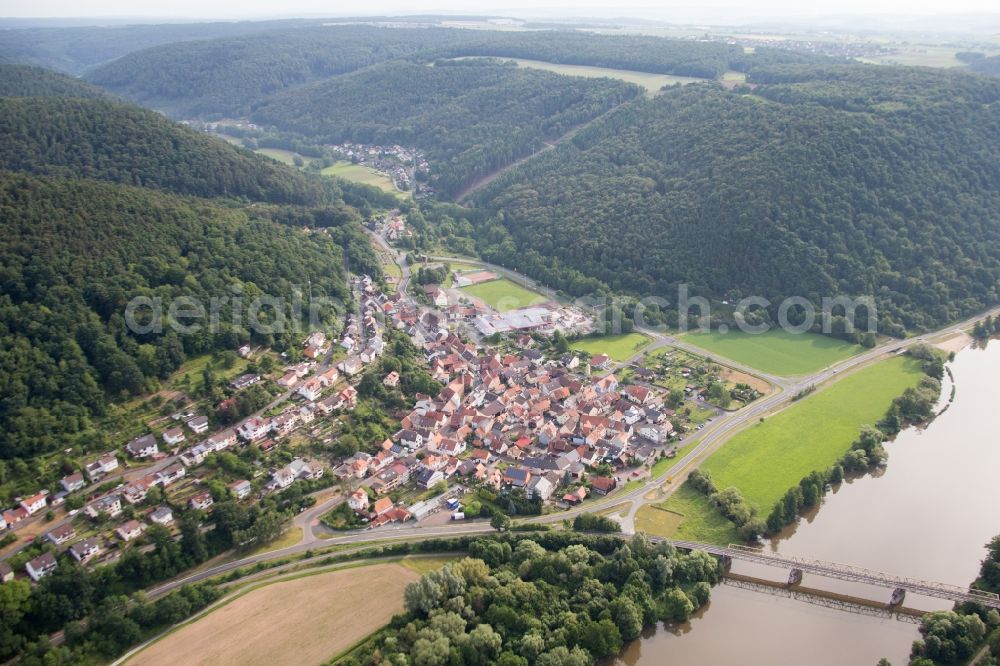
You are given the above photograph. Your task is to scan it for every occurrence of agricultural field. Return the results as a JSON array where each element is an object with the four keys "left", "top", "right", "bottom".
[
  {"left": 569, "top": 332, "right": 651, "bottom": 362},
  {"left": 701, "top": 356, "right": 925, "bottom": 510},
  {"left": 321, "top": 160, "right": 401, "bottom": 194},
  {"left": 681, "top": 329, "right": 862, "bottom": 376},
  {"left": 501, "top": 57, "right": 706, "bottom": 96},
  {"left": 460, "top": 278, "right": 548, "bottom": 312},
  {"left": 637, "top": 484, "right": 740, "bottom": 545},
  {"left": 130, "top": 563, "right": 419, "bottom": 666}
]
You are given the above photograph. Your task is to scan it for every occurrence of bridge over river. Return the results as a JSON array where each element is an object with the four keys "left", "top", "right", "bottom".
[{"left": 645, "top": 537, "right": 1000, "bottom": 609}]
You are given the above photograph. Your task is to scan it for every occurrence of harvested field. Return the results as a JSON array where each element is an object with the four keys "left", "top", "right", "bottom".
[
  {"left": 719, "top": 367, "right": 771, "bottom": 394},
  {"left": 131, "top": 563, "right": 419, "bottom": 666}
]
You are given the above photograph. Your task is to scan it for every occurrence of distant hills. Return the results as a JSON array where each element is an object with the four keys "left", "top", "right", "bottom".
[{"left": 0, "top": 95, "right": 347, "bottom": 205}]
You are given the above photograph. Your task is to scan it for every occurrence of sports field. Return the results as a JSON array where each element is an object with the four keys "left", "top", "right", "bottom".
[
  {"left": 701, "top": 356, "right": 925, "bottom": 510},
  {"left": 681, "top": 329, "right": 862, "bottom": 376},
  {"left": 321, "top": 161, "right": 400, "bottom": 194},
  {"left": 460, "top": 278, "right": 547, "bottom": 312},
  {"left": 131, "top": 563, "right": 419, "bottom": 666},
  {"left": 570, "top": 333, "right": 651, "bottom": 362}
]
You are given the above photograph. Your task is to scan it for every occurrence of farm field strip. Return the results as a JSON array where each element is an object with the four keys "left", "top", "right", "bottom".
[{"left": 680, "top": 329, "right": 862, "bottom": 376}]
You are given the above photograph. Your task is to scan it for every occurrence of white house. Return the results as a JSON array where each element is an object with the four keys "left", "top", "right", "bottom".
[
  {"left": 186, "top": 415, "right": 210, "bottom": 434},
  {"left": 69, "top": 538, "right": 101, "bottom": 563},
  {"left": 348, "top": 488, "right": 369, "bottom": 512},
  {"left": 162, "top": 427, "right": 186, "bottom": 446},
  {"left": 19, "top": 491, "right": 48, "bottom": 516},
  {"left": 115, "top": 520, "right": 145, "bottom": 542},
  {"left": 228, "top": 479, "right": 252, "bottom": 500},
  {"left": 60, "top": 473, "right": 85, "bottom": 494},
  {"left": 85, "top": 494, "right": 122, "bottom": 519},
  {"left": 189, "top": 492, "right": 214, "bottom": 511},
  {"left": 125, "top": 434, "right": 159, "bottom": 458},
  {"left": 297, "top": 378, "right": 323, "bottom": 402},
  {"left": 26, "top": 553, "right": 57, "bottom": 581},
  {"left": 149, "top": 506, "right": 174, "bottom": 525},
  {"left": 237, "top": 418, "right": 272, "bottom": 442}
]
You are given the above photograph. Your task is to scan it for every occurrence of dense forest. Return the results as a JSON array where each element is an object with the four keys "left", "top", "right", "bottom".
[
  {"left": 472, "top": 64, "right": 1000, "bottom": 333},
  {"left": 84, "top": 24, "right": 830, "bottom": 118},
  {"left": 958, "top": 52, "right": 1000, "bottom": 78},
  {"left": 427, "top": 29, "right": 833, "bottom": 78},
  {"left": 85, "top": 25, "right": 473, "bottom": 117},
  {"left": 253, "top": 60, "right": 642, "bottom": 196},
  {"left": 0, "top": 172, "right": 371, "bottom": 462},
  {"left": 0, "top": 91, "right": 352, "bottom": 207},
  {"left": 340, "top": 533, "right": 722, "bottom": 665},
  {"left": 0, "top": 64, "right": 109, "bottom": 99},
  {"left": 0, "top": 19, "right": 319, "bottom": 74}
]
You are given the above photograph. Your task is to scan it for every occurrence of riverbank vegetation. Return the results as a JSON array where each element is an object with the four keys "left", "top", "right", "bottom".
[
  {"left": 335, "top": 533, "right": 722, "bottom": 665},
  {"left": 702, "top": 356, "right": 926, "bottom": 510},
  {"left": 675, "top": 349, "right": 941, "bottom": 541}
]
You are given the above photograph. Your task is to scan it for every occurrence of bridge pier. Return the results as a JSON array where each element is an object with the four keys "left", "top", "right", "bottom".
[
  {"left": 720, "top": 555, "right": 732, "bottom": 572},
  {"left": 890, "top": 588, "right": 906, "bottom": 606},
  {"left": 788, "top": 568, "right": 803, "bottom": 586}
]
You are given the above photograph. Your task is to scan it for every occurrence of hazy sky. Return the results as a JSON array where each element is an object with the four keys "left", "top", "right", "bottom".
[{"left": 4, "top": 0, "right": 1000, "bottom": 21}]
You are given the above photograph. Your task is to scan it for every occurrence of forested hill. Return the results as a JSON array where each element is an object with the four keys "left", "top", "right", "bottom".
[
  {"left": 0, "top": 63, "right": 109, "bottom": 99},
  {"left": 0, "top": 172, "right": 364, "bottom": 461},
  {"left": 0, "top": 19, "right": 319, "bottom": 74},
  {"left": 957, "top": 52, "right": 1000, "bottom": 78},
  {"left": 252, "top": 60, "right": 643, "bottom": 196},
  {"left": 84, "top": 24, "right": 831, "bottom": 118},
  {"left": 473, "top": 65, "right": 1000, "bottom": 333},
  {"left": 85, "top": 25, "right": 470, "bottom": 117},
  {"left": 0, "top": 94, "right": 351, "bottom": 207}
]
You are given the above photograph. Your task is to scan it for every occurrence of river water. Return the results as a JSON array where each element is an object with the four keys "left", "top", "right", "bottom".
[{"left": 614, "top": 339, "right": 1000, "bottom": 666}]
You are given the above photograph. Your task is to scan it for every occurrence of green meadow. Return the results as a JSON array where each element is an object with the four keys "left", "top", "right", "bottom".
[
  {"left": 701, "top": 356, "right": 925, "bottom": 510},
  {"left": 569, "top": 333, "right": 651, "bottom": 362},
  {"left": 681, "top": 329, "right": 862, "bottom": 376}
]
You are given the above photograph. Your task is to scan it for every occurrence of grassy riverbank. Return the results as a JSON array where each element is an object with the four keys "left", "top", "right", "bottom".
[{"left": 701, "top": 356, "right": 925, "bottom": 510}]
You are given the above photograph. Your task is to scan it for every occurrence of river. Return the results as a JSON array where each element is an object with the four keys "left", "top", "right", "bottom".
[{"left": 614, "top": 338, "right": 1000, "bottom": 665}]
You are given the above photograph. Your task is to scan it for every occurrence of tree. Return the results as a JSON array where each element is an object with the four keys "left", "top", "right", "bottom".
[{"left": 490, "top": 512, "right": 512, "bottom": 532}]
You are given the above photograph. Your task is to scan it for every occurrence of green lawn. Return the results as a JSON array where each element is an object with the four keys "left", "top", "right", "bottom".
[
  {"left": 701, "top": 356, "right": 925, "bottom": 510},
  {"left": 255, "top": 148, "right": 302, "bottom": 165},
  {"left": 460, "top": 278, "right": 547, "bottom": 312},
  {"left": 638, "top": 484, "right": 740, "bottom": 545},
  {"left": 569, "top": 333, "right": 651, "bottom": 362},
  {"left": 321, "top": 161, "right": 401, "bottom": 195},
  {"left": 681, "top": 329, "right": 862, "bottom": 376}
]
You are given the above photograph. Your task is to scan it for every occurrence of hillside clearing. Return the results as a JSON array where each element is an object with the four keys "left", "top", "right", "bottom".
[
  {"left": 321, "top": 160, "right": 401, "bottom": 195},
  {"left": 494, "top": 57, "right": 706, "bottom": 95}
]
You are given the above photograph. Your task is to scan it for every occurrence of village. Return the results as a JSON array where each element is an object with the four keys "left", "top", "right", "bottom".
[{"left": 0, "top": 222, "right": 730, "bottom": 585}]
